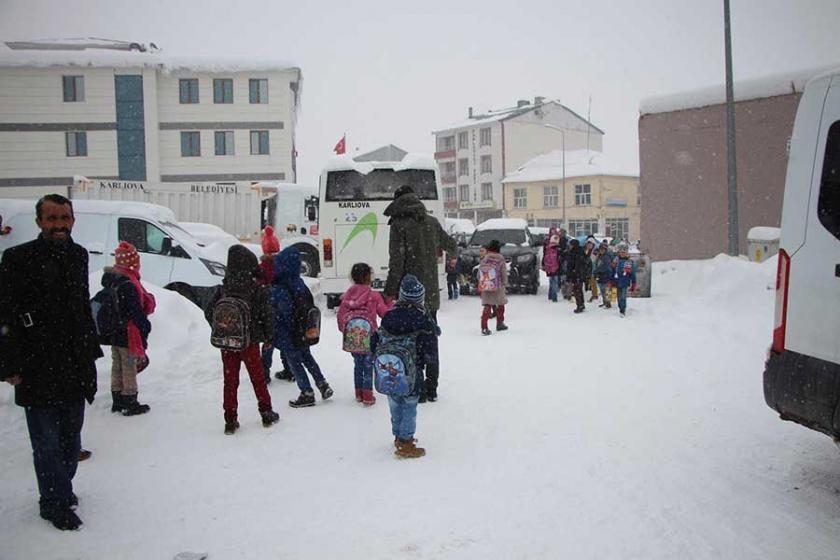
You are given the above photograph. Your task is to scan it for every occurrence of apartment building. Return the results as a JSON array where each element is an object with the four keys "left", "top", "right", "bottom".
[
  {"left": 432, "top": 97, "right": 603, "bottom": 223},
  {"left": 502, "top": 150, "right": 640, "bottom": 241},
  {"left": 0, "top": 39, "right": 301, "bottom": 198}
]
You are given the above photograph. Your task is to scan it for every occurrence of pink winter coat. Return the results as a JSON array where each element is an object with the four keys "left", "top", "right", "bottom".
[{"left": 337, "top": 284, "right": 392, "bottom": 333}]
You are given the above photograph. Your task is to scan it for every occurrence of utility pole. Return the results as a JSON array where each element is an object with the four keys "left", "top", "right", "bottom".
[{"left": 724, "top": 0, "right": 739, "bottom": 255}]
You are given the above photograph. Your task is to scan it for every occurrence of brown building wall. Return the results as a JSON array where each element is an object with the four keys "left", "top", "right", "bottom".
[{"left": 638, "top": 93, "right": 800, "bottom": 261}]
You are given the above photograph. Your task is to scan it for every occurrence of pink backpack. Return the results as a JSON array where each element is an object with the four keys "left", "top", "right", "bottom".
[{"left": 478, "top": 258, "right": 503, "bottom": 292}]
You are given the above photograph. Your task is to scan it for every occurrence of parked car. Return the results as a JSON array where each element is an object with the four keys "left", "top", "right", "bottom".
[{"left": 458, "top": 218, "right": 540, "bottom": 295}]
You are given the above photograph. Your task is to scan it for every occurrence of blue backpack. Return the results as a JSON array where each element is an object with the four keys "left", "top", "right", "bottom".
[{"left": 373, "top": 328, "right": 419, "bottom": 397}]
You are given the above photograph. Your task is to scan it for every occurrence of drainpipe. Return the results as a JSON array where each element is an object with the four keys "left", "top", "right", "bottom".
[{"left": 501, "top": 121, "right": 507, "bottom": 217}]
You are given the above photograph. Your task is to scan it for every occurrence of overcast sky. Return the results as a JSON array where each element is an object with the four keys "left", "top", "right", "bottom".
[{"left": 2, "top": 0, "right": 839, "bottom": 185}]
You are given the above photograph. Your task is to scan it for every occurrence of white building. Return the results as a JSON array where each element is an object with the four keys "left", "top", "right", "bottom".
[
  {"left": 0, "top": 39, "right": 301, "bottom": 198},
  {"left": 432, "top": 97, "right": 603, "bottom": 223}
]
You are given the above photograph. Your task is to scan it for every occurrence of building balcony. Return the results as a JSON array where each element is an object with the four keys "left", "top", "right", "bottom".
[
  {"left": 434, "top": 149, "right": 456, "bottom": 160},
  {"left": 441, "top": 174, "right": 456, "bottom": 184}
]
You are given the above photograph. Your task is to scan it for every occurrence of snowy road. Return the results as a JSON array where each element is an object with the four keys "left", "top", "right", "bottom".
[{"left": 1, "top": 256, "right": 839, "bottom": 559}]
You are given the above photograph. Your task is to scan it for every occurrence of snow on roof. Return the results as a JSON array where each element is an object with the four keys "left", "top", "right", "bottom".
[
  {"left": 502, "top": 150, "right": 639, "bottom": 184},
  {"left": 433, "top": 99, "right": 562, "bottom": 134},
  {"left": 0, "top": 197, "right": 177, "bottom": 222},
  {"left": 0, "top": 40, "right": 299, "bottom": 74},
  {"left": 475, "top": 218, "right": 529, "bottom": 231},
  {"left": 254, "top": 181, "right": 317, "bottom": 195},
  {"left": 444, "top": 217, "right": 476, "bottom": 234},
  {"left": 747, "top": 226, "right": 780, "bottom": 242},
  {"left": 321, "top": 153, "right": 437, "bottom": 175},
  {"left": 639, "top": 65, "right": 839, "bottom": 115}
]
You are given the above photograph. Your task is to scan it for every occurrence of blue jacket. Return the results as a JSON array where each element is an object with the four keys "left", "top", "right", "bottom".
[
  {"left": 371, "top": 302, "right": 438, "bottom": 397},
  {"left": 594, "top": 252, "right": 613, "bottom": 284},
  {"left": 271, "top": 247, "right": 310, "bottom": 352},
  {"left": 612, "top": 256, "right": 637, "bottom": 289}
]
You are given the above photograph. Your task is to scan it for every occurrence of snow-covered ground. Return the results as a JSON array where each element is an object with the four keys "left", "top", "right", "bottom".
[{"left": 1, "top": 255, "right": 839, "bottom": 559}]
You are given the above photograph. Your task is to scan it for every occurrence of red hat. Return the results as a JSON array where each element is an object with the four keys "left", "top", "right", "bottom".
[
  {"left": 114, "top": 241, "right": 140, "bottom": 271},
  {"left": 261, "top": 226, "right": 280, "bottom": 254}
]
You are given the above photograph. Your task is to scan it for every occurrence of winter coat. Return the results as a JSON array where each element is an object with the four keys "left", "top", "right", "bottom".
[
  {"left": 257, "top": 254, "right": 275, "bottom": 286},
  {"left": 383, "top": 193, "right": 457, "bottom": 311},
  {"left": 271, "top": 246, "right": 313, "bottom": 352},
  {"left": 445, "top": 254, "right": 459, "bottom": 279},
  {"left": 565, "top": 246, "right": 591, "bottom": 282},
  {"left": 612, "top": 256, "right": 637, "bottom": 289},
  {"left": 337, "top": 284, "right": 391, "bottom": 334},
  {"left": 371, "top": 302, "right": 438, "bottom": 397},
  {"left": 0, "top": 234, "right": 103, "bottom": 407},
  {"left": 594, "top": 252, "right": 613, "bottom": 284},
  {"left": 205, "top": 246, "right": 274, "bottom": 346},
  {"left": 100, "top": 266, "right": 153, "bottom": 350},
  {"left": 479, "top": 251, "right": 509, "bottom": 306}
]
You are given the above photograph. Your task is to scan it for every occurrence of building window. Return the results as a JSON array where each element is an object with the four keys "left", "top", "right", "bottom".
[
  {"left": 606, "top": 218, "right": 630, "bottom": 241},
  {"left": 543, "top": 185, "right": 559, "bottom": 208},
  {"left": 444, "top": 187, "right": 457, "bottom": 203},
  {"left": 180, "top": 131, "right": 201, "bottom": 157},
  {"left": 179, "top": 79, "right": 199, "bottom": 104},
  {"left": 480, "top": 127, "right": 491, "bottom": 146},
  {"left": 568, "top": 219, "right": 599, "bottom": 237},
  {"left": 459, "top": 185, "right": 470, "bottom": 202},
  {"left": 575, "top": 183, "right": 592, "bottom": 206},
  {"left": 458, "top": 158, "right": 469, "bottom": 177},
  {"left": 250, "top": 130, "right": 270, "bottom": 155},
  {"left": 458, "top": 131, "right": 469, "bottom": 149},
  {"left": 214, "top": 131, "right": 235, "bottom": 156},
  {"left": 441, "top": 161, "right": 456, "bottom": 183},
  {"left": 65, "top": 132, "right": 87, "bottom": 157},
  {"left": 536, "top": 219, "right": 563, "bottom": 228},
  {"left": 62, "top": 76, "right": 85, "bottom": 102},
  {"left": 438, "top": 135, "right": 455, "bottom": 151},
  {"left": 481, "top": 183, "right": 493, "bottom": 201},
  {"left": 249, "top": 79, "right": 268, "bottom": 104},
  {"left": 213, "top": 79, "right": 233, "bottom": 103},
  {"left": 480, "top": 155, "right": 492, "bottom": 174},
  {"left": 514, "top": 188, "right": 527, "bottom": 209}
]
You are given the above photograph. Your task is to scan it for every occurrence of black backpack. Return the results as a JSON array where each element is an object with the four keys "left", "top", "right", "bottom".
[
  {"left": 90, "top": 285, "right": 123, "bottom": 345},
  {"left": 292, "top": 288, "right": 320, "bottom": 347},
  {"left": 210, "top": 297, "right": 251, "bottom": 350}
]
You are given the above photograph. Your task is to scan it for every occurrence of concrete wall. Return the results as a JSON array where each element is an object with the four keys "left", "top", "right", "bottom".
[{"left": 638, "top": 93, "right": 799, "bottom": 261}]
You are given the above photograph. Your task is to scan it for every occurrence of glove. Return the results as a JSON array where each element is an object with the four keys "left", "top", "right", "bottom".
[{"left": 630, "top": 283, "right": 637, "bottom": 293}]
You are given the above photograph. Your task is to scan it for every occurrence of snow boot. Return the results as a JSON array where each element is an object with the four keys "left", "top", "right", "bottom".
[
  {"left": 261, "top": 410, "right": 280, "bottom": 427},
  {"left": 121, "top": 393, "right": 150, "bottom": 416},
  {"left": 394, "top": 437, "right": 418, "bottom": 448},
  {"left": 620, "top": 311, "right": 626, "bottom": 318},
  {"left": 361, "top": 389, "right": 376, "bottom": 406},
  {"left": 78, "top": 449, "right": 92, "bottom": 462},
  {"left": 394, "top": 439, "right": 426, "bottom": 459},
  {"left": 316, "top": 381, "right": 334, "bottom": 400},
  {"left": 573, "top": 307, "right": 585, "bottom": 314},
  {"left": 274, "top": 369, "right": 294, "bottom": 382},
  {"left": 224, "top": 420, "right": 240, "bottom": 435},
  {"left": 496, "top": 322, "right": 508, "bottom": 331},
  {"left": 40, "top": 507, "right": 82, "bottom": 531},
  {"left": 481, "top": 328, "right": 492, "bottom": 336},
  {"left": 289, "top": 391, "right": 316, "bottom": 408},
  {"left": 111, "top": 390, "right": 126, "bottom": 413},
  {"left": 355, "top": 389, "right": 363, "bottom": 402},
  {"left": 604, "top": 302, "right": 612, "bottom": 309}
]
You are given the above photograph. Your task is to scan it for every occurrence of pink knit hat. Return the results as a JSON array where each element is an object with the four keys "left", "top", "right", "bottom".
[
  {"left": 114, "top": 241, "right": 140, "bottom": 271},
  {"left": 261, "top": 226, "right": 280, "bottom": 254}
]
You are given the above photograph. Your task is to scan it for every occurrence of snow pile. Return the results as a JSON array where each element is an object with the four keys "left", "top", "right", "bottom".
[{"left": 475, "top": 218, "right": 528, "bottom": 231}]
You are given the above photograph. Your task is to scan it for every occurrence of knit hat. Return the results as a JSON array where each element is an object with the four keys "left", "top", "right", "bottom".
[
  {"left": 617, "top": 242, "right": 629, "bottom": 252},
  {"left": 486, "top": 239, "right": 502, "bottom": 253},
  {"left": 114, "top": 241, "right": 140, "bottom": 271},
  {"left": 394, "top": 184, "right": 415, "bottom": 199},
  {"left": 398, "top": 274, "right": 425, "bottom": 306},
  {"left": 261, "top": 225, "right": 280, "bottom": 254}
]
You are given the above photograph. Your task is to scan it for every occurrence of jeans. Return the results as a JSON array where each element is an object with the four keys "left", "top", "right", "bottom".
[
  {"left": 222, "top": 344, "right": 273, "bottom": 421},
  {"left": 388, "top": 395, "right": 419, "bottom": 440},
  {"left": 286, "top": 346, "right": 326, "bottom": 392},
  {"left": 598, "top": 282, "right": 610, "bottom": 305},
  {"left": 618, "top": 287, "right": 628, "bottom": 313},
  {"left": 24, "top": 399, "right": 85, "bottom": 512},
  {"left": 447, "top": 276, "right": 459, "bottom": 299},
  {"left": 572, "top": 280, "right": 584, "bottom": 309},
  {"left": 548, "top": 275, "right": 559, "bottom": 301},
  {"left": 352, "top": 352, "right": 373, "bottom": 391}
]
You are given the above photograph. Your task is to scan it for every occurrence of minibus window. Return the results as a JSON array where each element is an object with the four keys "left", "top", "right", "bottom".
[
  {"left": 819, "top": 121, "right": 840, "bottom": 240},
  {"left": 118, "top": 218, "right": 170, "bottom": 255},
  {"left": 325, "top": 169, "right": 438, "bottom": 201}
]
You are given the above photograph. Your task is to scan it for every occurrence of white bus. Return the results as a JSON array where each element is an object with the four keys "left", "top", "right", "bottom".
[{"left": 318, "top": 153, "right": 445, "bottom": 309}]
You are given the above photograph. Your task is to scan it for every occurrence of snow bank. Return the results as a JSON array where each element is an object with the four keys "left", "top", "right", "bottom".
[{"left": 475, "top": 218, "right": 528, "bottom": 231}]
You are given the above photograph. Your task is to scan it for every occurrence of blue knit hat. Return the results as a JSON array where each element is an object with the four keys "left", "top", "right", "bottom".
[{"left": 398, "top": 274, "right": 425, "bottom": 306}]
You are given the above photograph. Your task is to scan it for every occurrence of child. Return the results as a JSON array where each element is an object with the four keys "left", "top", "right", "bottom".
[
  {"left": 373, "top": 275, "right": 437, "bottom": 458},
  {"left": 272, "top": 247, "right": 334, "bottom": 407},
  {"left": 594, "top": 241, "right": 613, "bottom": 308},
  {"left": 611, "top": 242, "right": 638, "bottom": 318},
  {"left": 101, "top": 241, "right": 155, "bottom": 416},
  {"left": 478, "top": 240, "right": 508, "bottom": 335},
  {"left": 258, "top": 225, "right": 280, "bottom": 385},
  {"left": 445, "top": 254, "right": 460, "bottom": 300},
  {"left": 337, "top": 262, "right": 391, "bottom": 406},
  {"left": 584, "top": 236, "right": 599, "bottom": 302},
  {"left": 542, "top": 227, "right": 561, "bottom": 302},
  {"left": 208, "top": 245, "right": 279, "bottom": 434}
]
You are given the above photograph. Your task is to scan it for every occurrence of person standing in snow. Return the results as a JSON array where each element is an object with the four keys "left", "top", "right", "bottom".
[
  {"left": 557, "top": 228, "right": 572, "bottom": 301},
  {"left": 593, "top": 241, "right": 613, "bottom": 308},
  {"left": 0, "top": 194, "right": 103, "bottom": 531},
  {"left": 272, "top": 246, "right": 334, "bottom": 408},
  {"left": 565, "top": 239, "right": 590, "bottom": 313},
  {"left": 478, "top": 240, "right": 509, "bottom": 335},
  {"left": 611, "top": 242, "right": 638, "bottom": 317},
  {"left": 337, "top": 262, "right": 392, "bottom": 406},
  {"left": 257, "top": 226, "right": 292, "bottom": 385},
  {"left": 101, "top": 241, "right": 156, "bottom": 416},
  {"left": 445, "top": 253, "right": 460, "bottom": 300},
  {"left": 542, "top": 227, "right": 562, "bottom": 302},
  {"left": 583, "top": 236, "right": 599, "bottom": 302},
  {"left": 383, "top": 184, "right": 457, "bottom": 402}
]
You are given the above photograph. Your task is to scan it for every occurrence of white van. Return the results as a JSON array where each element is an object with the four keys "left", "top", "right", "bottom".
[
  {"left": 0, "top": 199, "right": 227, "bottom": 306},
  {"left": 763, "top": 68, "right": 840, "bottom": 440},
  {"left": 318, "top": 153, "right": 445, "bottom": 309}
]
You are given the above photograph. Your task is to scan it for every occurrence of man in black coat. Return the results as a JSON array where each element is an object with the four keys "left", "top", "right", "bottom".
[{"left": 0, "top": 194, "right": 103, "bottom": 531}]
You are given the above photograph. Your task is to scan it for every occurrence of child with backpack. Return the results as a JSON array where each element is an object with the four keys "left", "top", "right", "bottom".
[
  {"left": 542, "top": 227, "right": 561, "bottom": 302},
  {"left": 478, "top": 240, "right": 508, "bottom": 335},
  {"left": 337, "top": 262, "right": 392, "bottom": 406},
  {"left": 272, "top": 246, "right": 333, "bottom": 408},
  {"left": 96, "top": 241, "right": 156, "bottom": 416},
  {"left": 594, "top": 241, "right": 613, "bottom": 308},
  {"left": 372, "top": 275, "right": 437, "bottom": 458},
  {"left": 611, "top": 242, "right": 638, "bottom": 318},
  {"left": 207, "top": 245, "right": 279, "bottom": 434}
]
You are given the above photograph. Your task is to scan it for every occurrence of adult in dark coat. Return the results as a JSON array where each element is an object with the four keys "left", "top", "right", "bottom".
[
  {"left": 0, "top": 194, "right": 103, "bottom": 531},
  {"left": 565, "top": 239, "right": 590, "bottom": 313},
  {"left": 383, "top": 185, "right": 456, "bottom": 402}
]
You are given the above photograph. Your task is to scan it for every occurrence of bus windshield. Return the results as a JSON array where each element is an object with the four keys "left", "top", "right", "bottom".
[{"left": 325, "top": 169, "right": 438, "bottom": 201}]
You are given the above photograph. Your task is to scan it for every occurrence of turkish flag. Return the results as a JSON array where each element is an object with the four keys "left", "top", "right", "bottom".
[{"left": 333, "top": 134, "right": 346, "bottom": 155}]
